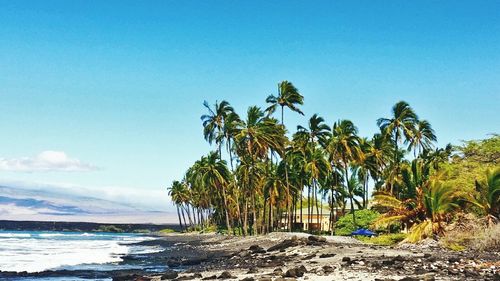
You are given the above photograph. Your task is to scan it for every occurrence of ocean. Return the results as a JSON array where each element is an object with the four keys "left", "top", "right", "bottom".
[{"left": 0, "top": 230, "right": 164, "bottom": 280}]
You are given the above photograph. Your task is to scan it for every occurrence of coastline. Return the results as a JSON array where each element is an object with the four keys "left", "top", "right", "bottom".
[{"left": 2, "top": 232, "right": 498, "bottom": 281}]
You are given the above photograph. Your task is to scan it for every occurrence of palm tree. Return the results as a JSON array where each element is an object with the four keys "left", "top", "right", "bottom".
[
  {"left": 223, "top": 111, "right": 242, "bottom": 171},
  {"left": 377, "top": 101, "right": 418, "bottom": 162},
  {"left": 288, "top": 140, "right": 308, "bottom": 230},
  {"left": 167, "top": 180, "right": 187, "bottom": 230},
  {"left": 264, "top": 163, "right": 286, "bottom": 231},
  {"left": 235, "top": 106, "right": 286, "bottom": 234},
  {"left": 373, "top": 154, "right": 464, "bottom": 243},
  {"left": 296, "top": 114, "right": 331, "bottom": 149},
  {"left": 294, "top": 114, "right": 330, "bottom": 228},
  {"left": 265, "top": 81, "right": 304, "bottom": 231},
  {"left": 469, "top": 168, "right": 500, "bottom": 225},
  {"left": 407, "top": 120, "right": 437, "bottom": 157},
  {"left": 366, "top": 133, "right": 393, "bottom": 186},
  {"left": 327, "top": 119, "right": 361, "bottom": 224},
  {"left": 347, "top": 168, "right": 364, "bottom": 210},
  {"left": 377, "top": 101, "right": 418, "bottom": 195},
  {"left": 235, "top": 106, "right": 286, "bottom": 161},
  {"left": 357, "top": 137, "right": 372, "bottom": 208},
  {"left": 201, "top": 100, "right": 235, "bottom": 159},
  {"left": 423, "top": 144, "right": 452, "bottom": 171},
  {"left": 373, "top": 180, "right": 462, "bottom": 242},
  {"left": 265, "top": 81, "right": 304, "bottom": 125},
  {"left": 194, "top": 152, "right": 232, "bottom": 233},
  {"left": 304, "top": 147, "right": 330, "bottom": 229}
]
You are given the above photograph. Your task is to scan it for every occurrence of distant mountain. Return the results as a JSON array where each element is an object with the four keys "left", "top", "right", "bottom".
[{"left": 0, "top": 185, "right": 176, "bottom": 224}]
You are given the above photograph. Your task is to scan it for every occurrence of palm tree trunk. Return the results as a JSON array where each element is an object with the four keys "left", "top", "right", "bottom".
[
  {"left": 176, "top": 205, "right": 183, "bottom": 230},
  {"left": 185, "top": 204, "right": 193, "bottom": 227},
  {"left": 221, "top": 185, "right": 232, "bottom": 234},
  {"left": 330, "top": 187, "right": 334, "bottom": 235},
  {"left": 285, "top": 167, "right": 291, "bottom": 232},
  {"left": 252, "top": 194, "right": 258, "bottom": 235},
  {"left": 281, "top": 105, "right": 284, "bottom": 125},
  {"left": 263, "top": 196, "right": 267, "bottom": 234},
  {"left": 314, "top": 180, "right": 320, "bottom": 225},
  {"left": 181, "top": 207, "right": 188, "bottom": 230},
  {"left": 344, "top": 164, "right": 356, "bottom": 226},
  {"left": 392, "top": 131, "right": 399, "bottom": 196},
  {"left": 300, "top": 186, "right": 303, "bottom": 228},
  {"left": 364, "top": 173, "right": 369, "bottom": 208},
  {"left": 243, "top": 198, "right": 248, "bottom": 236},
  {"left": 320, "top": 197, "right": 323, "bottom": 232},
  {"left": 228, "top": 138, "right": 234, "bottom": 171},
  {"left": 350, "top": 196, "right": 356, "bottom": 227},
  {"left": 269, "top": 198, "right": 273, "bottom": 232},
  {"left": 307, "top": 185, "right": 311, "bottom": 233}
]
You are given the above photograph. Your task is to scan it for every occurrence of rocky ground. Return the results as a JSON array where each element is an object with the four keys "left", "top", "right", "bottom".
[
  {"left": 117, "top": 232, "right": 500, "bottom": 281},
  {"left": 1, "top": 232, "right": 499, "bottom": 281}
]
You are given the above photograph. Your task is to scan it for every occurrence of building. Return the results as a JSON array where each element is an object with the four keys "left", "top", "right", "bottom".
[{"left": 280, "top": 206, "right": 359, "bottom": 232}]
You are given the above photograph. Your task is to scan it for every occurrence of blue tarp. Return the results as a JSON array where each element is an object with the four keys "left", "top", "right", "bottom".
[{"left": 351, "top": 228, "right": 376, "bottom": 236}]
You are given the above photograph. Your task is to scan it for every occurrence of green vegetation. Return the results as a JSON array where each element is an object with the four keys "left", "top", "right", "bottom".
[
  {"left": 132, "top": 229, "right": 152, "bottom": 234},
  {"left": 357, "top": 233, "right": 407, "bottom": 246},
  {"left": 334, "top": 209, "right": 380, "bottom": 236},
  {"left": 166, "top": 81, "right": 499, "bottom": 244},
  {"left": 95, "top": 225, "right": 124, "bottom": 233},
  {"left": 158, "top": 228, "right": 177, "bottom": 234}
]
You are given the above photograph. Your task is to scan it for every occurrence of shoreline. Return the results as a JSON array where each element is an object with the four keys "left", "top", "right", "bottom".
[{"left": 1, "top": 232, "right": 498, "bottom": 281}]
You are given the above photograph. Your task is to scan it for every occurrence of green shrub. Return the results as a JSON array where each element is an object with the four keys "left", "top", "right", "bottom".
[
  {"left": 357, "top": 233, "right": 407, "bottom": 246},
  {"left": 158, "top": 228, "right": 177, "bottom": 234},
  {"left": 200, "top": 225, "right": 217, "bottom": 233},
  {"left": 335, "top": 209, "right": 380, "bottom": 236},
  {"left": 95, "top": 225, "right": 124, "bottom": 233},
  {"left": 132, "top": 229, "right": 151, "bottom": 234}
]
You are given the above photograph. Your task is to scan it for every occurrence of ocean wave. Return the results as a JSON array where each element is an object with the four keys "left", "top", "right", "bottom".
[
  {"left": 0, "top": 233, "right": 31, "bottom": 238},
  {"left": 0, "top": 231, "right": 158, "bottom": 273}
]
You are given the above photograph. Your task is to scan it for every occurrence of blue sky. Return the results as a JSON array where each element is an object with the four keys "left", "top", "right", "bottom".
[{"left": 0, "top": 1, "right": 499, "bottom": 213}]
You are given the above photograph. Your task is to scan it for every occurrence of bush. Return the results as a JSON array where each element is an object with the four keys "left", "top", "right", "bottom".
[
  {"left": 440, "top": 213, "right": 485, "bottom": 251},
  {"left": 200, "top": 225, "right": 217, "bottom": 233},
  {"left": 132, "top": 229, "right": 151, "bottom": 234},
  {"left": 158, "top": 228, "right": 177, "bottom": 234},
  {"left": 470, "top": 223, "right": 500, "bottom": 251},
  {"left": 357, "top": 233, "right": 407, "bottom": 246},
  {"left": 95, "top": 225, "right": 124, "bottom": 233},
  {"left": 335, "top": 209, "right": 380, "bottom": 236}
]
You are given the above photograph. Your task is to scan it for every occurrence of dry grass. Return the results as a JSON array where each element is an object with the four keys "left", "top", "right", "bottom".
[
  {"left": 470, "top": 223, "right": 500, "bottom": 252},
  {"left": 440, "top": 213, "right": 500, "bottom": 252}
]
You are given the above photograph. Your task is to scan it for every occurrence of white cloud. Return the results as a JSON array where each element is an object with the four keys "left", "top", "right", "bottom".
[
  {"left": 0, "top": 179, "right": 173, "bottom": 212},
  {"left": 0, "top": 151, "right": 98, "bottom": 172}
]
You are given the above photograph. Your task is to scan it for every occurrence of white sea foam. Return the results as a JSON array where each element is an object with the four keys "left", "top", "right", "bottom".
[
  {"left": 0, "top": 233, "right": 31, "bottom": 238},
  {"left": 0, "top": 231, "right": 156, "bottom": 273}
]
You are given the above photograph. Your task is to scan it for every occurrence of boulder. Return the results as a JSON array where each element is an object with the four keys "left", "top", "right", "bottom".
[
  {"left": 284, "top": 266, "right": 307, "bottom": 278},
  {"left": 218, "top": 271, "right": 234, "bottom": 279},
  {"left": 249, "top": 245, "right": 266, "bottom": 254},
  {"left": 307, "top": 235, "right": 326, "bottom": 243},
  {"left": 267, "top": 239, "right": 299, "bottom": 252},
  {"left": 322, "top": 265, "right": 335, "bottom": 274},
  {"left": 161, "top": 271, "right": 179, "bottom": 280},
  {"left": 319, "top": 253, "right": 336, "bottom": 258}
]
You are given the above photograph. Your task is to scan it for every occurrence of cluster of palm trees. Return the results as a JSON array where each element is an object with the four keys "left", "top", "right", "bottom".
[{"left": 167, "top": 80, "right": 463, "bottom": 236}]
